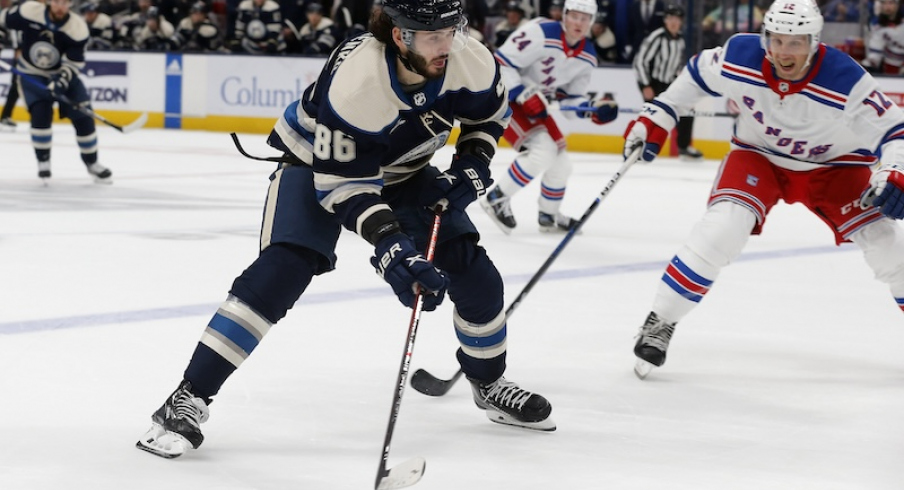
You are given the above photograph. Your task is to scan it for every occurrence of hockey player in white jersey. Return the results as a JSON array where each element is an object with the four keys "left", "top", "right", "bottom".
[
  {"left": 136, "top": 0, "right": 555, "bottom": 461},
  {"left": 624, "top": 0, "right": 904, "bottom": 379},
  {"left": 480, "top": 0, "right": 619, "bottom": 234},
  {"left": 862, "top": 19, "right": 904, "bottom": 74}
]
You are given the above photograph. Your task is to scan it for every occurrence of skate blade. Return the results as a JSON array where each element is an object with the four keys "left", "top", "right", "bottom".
[
  {"left": 93, "top": 176, "right": 113, "bottom": 185},
  {"left": 376, "top": 457, "right": 426, "bottom": 490},
  {"left": 634, "top": 359, "right": 655, "bottom": 380},
  {"left": 135, "top": 423, "right": 191, "bottom": 459},
  {"left": 484, "top": 409, "right": 556, "bottom": 431}
]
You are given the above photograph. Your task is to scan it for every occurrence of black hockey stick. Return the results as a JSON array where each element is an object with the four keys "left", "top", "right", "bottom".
[
  {"left": 560, "top": 105, "right": 737, "bottom": 118},
  {"left": 410, "top": 148, "right": 644, "bottom": 397},
  {"left": 230, "top": 132, "right": 297, "bottom": 163},
  {"left": 375, "top": 206, "right": 443, "bottom": 490},
  {"left": 0, "top": 60, "right": 148, "bottom": 134}
]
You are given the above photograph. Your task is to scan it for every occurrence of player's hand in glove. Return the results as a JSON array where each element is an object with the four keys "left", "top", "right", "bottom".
[
  {"left": 48, "top": 69, "right": 74, "bottom": 98},
  {"left": 420, "top": 153, "right": 493, "bottom": 213},
  {"left": 861, "top": 163, "right": 904, "bottom": 219},
  {"left": 623, "top": 114, "right": 670, "bottom": 162},
  {"left": 516, "top": 86, "right": 548, "bottom": 119},
  {"left": 575, "top": 99, "right": 619, "bottom": 125},
  {"left": 372, "top": 233, "right": 449, "bottom": 310}
]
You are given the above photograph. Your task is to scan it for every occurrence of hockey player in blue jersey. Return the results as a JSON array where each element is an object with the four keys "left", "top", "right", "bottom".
[
  {"left": 625, "top": 0, "right": 904, "bottom": 379},
  {"left": 137, "top": 0, "right": 555, "bottom": 460},
  {"left": 0, "top": 0, "right": 111, "bottom": 183}
]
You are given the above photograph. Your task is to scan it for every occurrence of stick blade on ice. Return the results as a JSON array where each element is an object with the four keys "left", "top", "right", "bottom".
[
  {"left": 122, "top": 112, "right": 149, "bottom": 134},
  {"left": 376, "top": 457, "right": 426, "bottom": 490}
]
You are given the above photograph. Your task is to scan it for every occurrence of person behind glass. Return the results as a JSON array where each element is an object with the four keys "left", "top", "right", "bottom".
[
  {"left": 117, "top": 0, "right": 156, "bottom": 49},
  {"left": 494, "top": 0, "right": 528, "bottom": 49},
  {"left": 822, "top": 0, "right": 859, "bottom": 22},
  {"left": 231, "top": 0, "right": 284, "bottom": 54},
  {"left": 633, "top": 3, "right": 701, "bottom": 161},
  {"left": 175, "top": 1, "right": 221, "bottom": 52},
  {"left": 591, "top": 11, "right": 617, "bottom": 63},
  {"left": 871, "top": 0, "right": 903, "bottom": 28},
  {"left": 0, "top": 0, "right": 19, "bottom": 132},
  {"left": 547, "top": 0, "right": 563, "bottom": 21},
  {"left": 135, "top": 0, "right": 556, "bottom": 460},
  {"left": 80, "top": 2, "right": 117, "bottom": 50},
  {"left": 135, "top": 5, "right": 178, "bottom": 50},
  {"left": 297, "top": 2, "right": 338, "bottom": 56},
  {"left": 626, "top": 0, "right": 664, "bottom": 62}
]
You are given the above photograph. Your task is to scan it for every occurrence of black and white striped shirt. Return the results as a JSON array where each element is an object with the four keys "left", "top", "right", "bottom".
[{"left": 633, "top": 26, "right": 685, "bottom": 87}]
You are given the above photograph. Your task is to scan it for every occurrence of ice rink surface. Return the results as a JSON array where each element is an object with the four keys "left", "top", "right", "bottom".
[{"left": 1, "top": 125, "right": 902, "bottom": 490}]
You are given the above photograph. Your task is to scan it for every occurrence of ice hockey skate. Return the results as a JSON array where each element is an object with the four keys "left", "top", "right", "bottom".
[
  {"left": 86, "top": 163, "right": 112, "bottom": 184},
  {"left": 0, "top": 117, "right": 16, "bottom": 132},
  {"left": 136, "top": 380, "right": 209, "bottom": 459},
  {"left": 480, "top": 187, "right": 516, "bottom": 234},
  {"left": 538, "top": 211, "right": 580, "bottom": 233},
  {"left": 37, "top": 161, "right": 51, "bottom": 183},
  {"left": 469, "top": 376, "right": 555, "bottom": 431},
  {"left": 679, "top": 146, "right": 704, "bottom": 161},
  {"left": 633, "top": 312, "right": 677, "bottom": 379}
]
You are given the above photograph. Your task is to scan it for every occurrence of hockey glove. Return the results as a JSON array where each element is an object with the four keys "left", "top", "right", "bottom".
[
  {"left": 371, "top": 233, "right": 449, "bottom": 311},
  {"left": 48, "top": 68, "right": 74, "bottom": 98},
  {"left": 516, "top": 86, "right": 549, "bottom": 119},
  {"left": 623, "top": 116, "right": 669, "bottom": 163},
  {"left": 575, "top": 99, "right": 619, "bottom": 125},
  {"left": 420, "top": 154, "right": 493, "bottom": 213},
  {"left": 861, "top": 163, "right": 904, "bottom": 219}
]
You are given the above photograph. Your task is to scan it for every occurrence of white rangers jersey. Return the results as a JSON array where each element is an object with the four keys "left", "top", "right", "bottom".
[
  {"left": 865, "top": 22, "right": 904, "bottom": 72},
  {"left": 655, "top": 34, "right": 904, "bottom": 172},
  {"left": 493, "top": 17, "right": 598, "bottom": 108}
]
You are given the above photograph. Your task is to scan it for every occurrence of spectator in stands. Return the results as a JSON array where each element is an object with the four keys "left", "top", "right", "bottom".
[
  {"left": 591, "top": 11, "right": 617, "bottom": 63},
  {"left": 231, "top": 0, "right": 284, "bottom": 54},
  {"left": 81, "top": 2, "right": 118, "bottom": 50},
  {"left": 494, "top": 1, "right": 528, "bottom": 49},
  {"left": 700, "top": 0, "right": 763, "bottom": 48},
  {"left": 97, "top": 0, "right": 131, "bottom": 18},
  {"left": 331, "top": 0, "right": 370, "bottom": 40},
  {"left": 176, "top": 1, "right": 222, "bottom": 52},
  {"left": 626, "top": 0, "right": 664, "bottom": 62},
  {"left": 158, "top": 0, "right": 194, "bottom": 27},
  {"left": 118, "top": 0, "right": 157, "bottom": 49},
  {"left": 296, "top": 2, "right": 338, "bottom": 56},
  {"left": 823, "top": 0, "right": 860, "bottom": 22},
  {"left": 463, "top": 0, "right": 489, "bottom": 42},
  {"left": 872, "top": 0, "right": 903, "bottom": 27},
  {"left": 547, "top": 0, "right": 562, "bottom": 20},
  {"left": 135, "top": 5, "right": 178, "bottom": 51}
]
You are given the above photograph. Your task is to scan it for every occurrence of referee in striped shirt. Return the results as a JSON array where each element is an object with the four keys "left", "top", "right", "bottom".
[{"left": 632, "top": 4, "right": 703, "bottom": 160}]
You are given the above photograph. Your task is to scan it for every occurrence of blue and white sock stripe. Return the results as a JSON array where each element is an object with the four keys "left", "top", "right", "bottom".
[
  {"left": 76, "top": 132, "right": 98, "bottom": 154},
  {"left": 508, "top": 161, "right": 534, "bottom": 187},
  {"left": 454, "top": 308, "right": 507, "bottom": 359},
  {"left": 662, "top": 256, "right": 713, "bottom": 303},
  {"left": 30, "top": 127, "right": 52, "bottom": 150},
  {"left": 540, "top": 183, "right": 565, "bottom": 201},
  {"left": 199, "top": 298, "right": 272, "bottom": 368}
]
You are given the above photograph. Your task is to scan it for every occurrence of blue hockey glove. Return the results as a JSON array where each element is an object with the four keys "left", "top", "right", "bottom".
[
  {"left": 420, "top": 154, "right": 493, "bottom": 213},
  {"left": 861, "top": 164, "right": 904, "bottom": 219},
  {"left": 48, "top": 69, "right": 74, "bottom": 98},
  {"left": 575, "top": 99, "right": 619, "bottom": 125},
  {"left": 371, "top": 233, "right": 449, "bottom": 311}
]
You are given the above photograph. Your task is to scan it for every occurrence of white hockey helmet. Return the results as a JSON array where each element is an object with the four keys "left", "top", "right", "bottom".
[
  {"left": 563, "top": 0, "right": 597, "bottom": 18},
  {"left": 760, "top": 0, "right": 824, "bottom": 62}
]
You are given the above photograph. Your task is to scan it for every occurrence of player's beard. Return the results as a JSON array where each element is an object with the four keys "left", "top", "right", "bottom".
[{"left": 406, "top": 51, "right": 447, "bottom": 80}]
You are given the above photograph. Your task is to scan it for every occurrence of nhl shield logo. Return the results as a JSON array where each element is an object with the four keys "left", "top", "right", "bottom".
[
  {"left": 413, "top": 92, "right": 426, "bottom": 106},
  {"left": 778, "top": 81, "right": 789, "bottom": 93}
]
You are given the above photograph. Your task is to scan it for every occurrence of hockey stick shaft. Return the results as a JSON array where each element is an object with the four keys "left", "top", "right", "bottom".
[
  {"left": 559, "top": 105, "right": 736, "bottom": 118},
  {"left": 411, "top": 148, "right": 644, "bottom": 396},
  {"left": 0, "top": 60, "right": 146, "bottom": 133},
  {"left": 375, "top": 207, "right": 443, "bottom": 490}
]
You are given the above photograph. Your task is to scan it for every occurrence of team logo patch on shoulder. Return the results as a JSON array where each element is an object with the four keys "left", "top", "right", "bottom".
[
  {"left": 746, "top": 174, "right": 759, "bottom": 187},
  {"left": 413, "top": 92, "right": 426, "bottom": 106}
]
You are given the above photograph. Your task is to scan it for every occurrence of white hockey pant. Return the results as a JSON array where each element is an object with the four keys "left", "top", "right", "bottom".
[
  {"left": 652, "top": 201, "right": 756, "bottom": 322},
  {"left": 496, "top": 132, "right": 572, "bottom": 215},
  {"left": 851, "top": 219, "right": 904, "bottom": 306}
]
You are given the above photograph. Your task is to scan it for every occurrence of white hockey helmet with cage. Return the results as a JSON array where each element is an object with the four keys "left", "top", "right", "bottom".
[
  {"left": 564, "top": 0, "right": 597, "bottom": 18},
  {"left": 760, "top": 0, "right": 824, "bottom": 62}
]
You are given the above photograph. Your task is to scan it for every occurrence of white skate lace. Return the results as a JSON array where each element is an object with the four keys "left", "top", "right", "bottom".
[
  {"left": 639, "top": 323, "right": 675, "bottom": 352},
  {"left": 483, "top": 377, "right": 532, "bottom": 410},
  {"left": 169, "top": 390, "right": 207, "bottom": 426},
  {"left": 490, "top": 198, "right": 514, "bottom": 218}
]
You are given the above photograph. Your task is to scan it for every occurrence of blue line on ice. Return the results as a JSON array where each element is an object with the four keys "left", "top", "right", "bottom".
[{"left": 0, "top": 245, "right": 852, "bottom": 335}]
